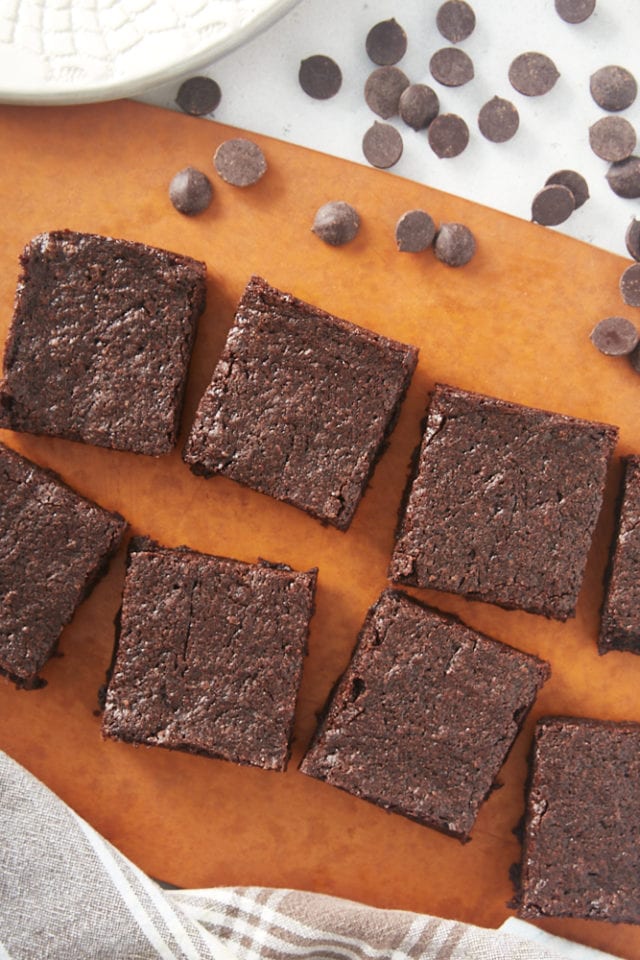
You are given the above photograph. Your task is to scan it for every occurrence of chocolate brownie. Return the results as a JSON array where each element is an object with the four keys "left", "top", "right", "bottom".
[
  {"left": 300, "top": 589, "right": 549, "bottom": 840},
  {"left": 102, "top": 540, "right": 317, "bottom": 771},
  {"left": 0, "top": 442, "right": 126, "bottom": 688},
  {"left": 183, "top": 276, "right": 418, "bottom": 530},
  {"left": 0, "top": 231, "right": 206, "bottom": 455},
  {"left": 519, "top": 716, "right": 640, "bottom": 924},
  {"left": 599, "top": 455, "right": 640, "bottom": 654},
  {"left": 389, "top": 384, "right": 618, "bottom": 619}
]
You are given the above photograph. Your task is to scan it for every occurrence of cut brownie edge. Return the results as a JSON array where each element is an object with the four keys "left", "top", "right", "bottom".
[{"left": 598, "top": 455, "right": 640, "bottom": 655}]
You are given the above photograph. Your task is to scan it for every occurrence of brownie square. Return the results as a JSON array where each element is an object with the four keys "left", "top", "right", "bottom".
[
  {"left": 599, "top": 455, "right": 640, "bottom": 654},
  {"left": 0, "top": 230, "right": 206, "bottom": 456},
  {"left": 389, "top": 383, "right": 618, "bottom": 620},
  {"left": 183, "top": 276, "right": 418, "bottom": 530},
  {"left": 519, "top": 716, "right": 640, "bottom": 924},
  {"left": 300, "top": 589, "right": 549, "bottom": 840},
  {"left": 102, "top": 540, "right": 317, "bottom": 771},
  {"left": 0, "top": 441, "right": 126, "bottom": 687}
]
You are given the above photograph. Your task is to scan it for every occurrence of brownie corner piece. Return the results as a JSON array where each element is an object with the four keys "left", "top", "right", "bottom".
[
  {"left": 1, "top": 230, "right": 207, "bottom": 456},
  {"left": 599, "top": 455, "right": 640, "bottom": 654},
  {"left": 519, "top": 716, "right": 640, "bottom": 924},
  {"left": 300, "top": 588, "right": 549, "bottom": 840},
  {"left": 183, "top": 275, "right": 418, "bottom": 529},
  {"left": 0, "top": 441, "right": 127, "bottom": 687},
  {"left": 389, "top": 383, "right": 618, "bottom": 619},
  {"left": 101, "top": 543, "right": 317, "bottom": 771}
]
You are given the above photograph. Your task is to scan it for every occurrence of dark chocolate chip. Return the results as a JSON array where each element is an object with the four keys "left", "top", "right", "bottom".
[
  {"left": 364, "top": 66, "right": 410, "bottom": 119},
  {"left": 630, "top": 343, "right": 640, "bottom": 373},
  {"left": 589, "top": 116, "right": 636, "bottom": 162},
  {"left": 311, "top": 201, "right": 360, "bottom": 246},
  {"left": 531, "top": 184, "right": 575, "bottom": 225},
  {"left": 430, "top": 47, "right": 474, "bottom": 87},
  {"left": 625, "top": 219, "right": 640, "bottom": 261},
  {"left": 620, "top": 263, "right": 640, "bottom": 307},
  {"left": 399, "top": 84, "right": 439, "bottom": 131},
  {"left": 590, "top": 316, "right": 639, "bottom": 356},
  {"left": 362, "top": 122, "right": 404, "bottom": 169},
  {"left": 299, "top": 55, "right": 342, "bottom": 99},
  {"left": 606, "top": 156, "right": 640, "bottom": 198},
  {"left": 554, "top": 0, "right": 595, "bottom": 23},
  {"left": 428, "top": 114, "right": 469, "bottom": 158},
  {"left": 436, "top": 0, "right": 476, "bottom": 43},
  {"left": 365, "top": 19, "right": 407, "bottom": 66},
  {"left": 168, "top": 167, "right": 213, "bottom": 216},
  {"left": 176, "top": 76, "right": 221, "bottom": 116},
  {"left": 509, "top": 52, "right": 560, "bottom": 96},
  {"left": 213, "top": 139, "right": 267, "bottom": 186},
  {"left": 395, "top": 210, "right": 437, "bottom": 252},
  {"left": 434, "top": 223, "right": 476, "bottom": 266},
  {"left": 590, "top": 65, "right": 637, "bottom": 112},
  {"left": 545, "top": 170, "right": 589, "bottom": 209},
  {"left": 477, "top": 97, "right": 519, "bottom": 143}
]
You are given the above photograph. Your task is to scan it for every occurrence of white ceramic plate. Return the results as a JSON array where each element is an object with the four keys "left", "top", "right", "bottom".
[{"left": 0, "top": 0, "right": 300, "bottom": 105}]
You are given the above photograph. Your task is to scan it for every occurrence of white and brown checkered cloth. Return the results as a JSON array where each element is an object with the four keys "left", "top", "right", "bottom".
[{"left": 0, "top": 750, "right": 619, "bottom": 960}]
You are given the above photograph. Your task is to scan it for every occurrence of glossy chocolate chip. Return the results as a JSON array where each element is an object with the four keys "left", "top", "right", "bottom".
[
  {"left": 399, "top": 84, "right": 439, "bottom": 130},
  {"left": 606, "top": 156, "right": 640, "bottom": 198},
  {"left": 625, "top": 219, "right": 640, "bottom": 261},
  {"left": 555, "top": 0, "right": 595, "bottom": 22},
  {"left": 428, "top": 113, "right": 469, "bottom": 158},
  {"left": 590, "top": 65, "right": 637, "bottom": 112},
  {"left": 531, "top": 184, "right": 575, "bottom": 225},
  {"left": 630, "top": 343, "right": 640, "bottom": 373},
  {"left": 545, "top": 170, "right": 590, "bottom": 209},
  {"left": 590, "top": 317, "right": 639, "bottom": 356},
  {"left": 589, "top": 116, "right": 636, "bottom": 162},
  {"left": 436, "top": 0, "right": 476, "bottom": 42},
  {"left": 213, "top": 139, "right": 267, "bottom": 186},
  {"left": 168, "top": 167, "right": 213, "bottom": 215},
  {"left": 176, "top": 76, "right": 221, "bottom": 116},
  {"left": 509, "top": 52, "right": 559, "bottom": 96},
  {"left": 395, "top": 210, "right": 437, "bottom": 252},
  {"left": 430, "top": 47, "right": 474, "bottom": 87},
  {"left": 620, "top": 263, "right": 640, "bottom": 307},
  {"left": 365, "top": 66, "right": 410, "bottom": 119},
  {"left": 477, "top": 97, "right": 519, "bottom": 142},
  {"left": 434, "top": 223, "right": 476, "bottom": 266},
  {"left": 365, "top": 19, "right": 407, "bottom": 66},
  {"left": 312, "top": 201, "right": 360, "bottom": 246},
  {"left": 362, "top": 122, "right": 404, "bottom": 168},
  {"left": 299, "top": 55, "right": 342, "bottom": 99}
]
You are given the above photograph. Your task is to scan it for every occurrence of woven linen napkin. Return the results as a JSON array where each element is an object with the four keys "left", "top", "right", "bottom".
[{"left": 0, "top": 750, "right": 618, "bottom": 960}]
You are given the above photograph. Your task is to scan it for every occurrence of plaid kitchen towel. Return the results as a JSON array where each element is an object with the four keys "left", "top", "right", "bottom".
[{"left": 0, "top": 750, "right": 620, "bottom": 960}]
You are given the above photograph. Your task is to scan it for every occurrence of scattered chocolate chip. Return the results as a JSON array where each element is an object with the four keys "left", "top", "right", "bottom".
[
  {"left": 362, "top": 121, "right": 404, "bottom": 169},
  {"left": 428, "top": 113, "right": 469, "bottom": 158},
  {"left": 430, "top": 47, "right": 474, "bottom": 87},
  {"left": 620, "top": 263, "right": 640, "bottom": 307},
  {"left": 168, "top": 167, "right": 213, "bottom": 216},
  {"left": 606, "top": 156, "right": 640, "bottom": 198},
  {"left": 509, "top": 52, "right": 560, "bottom": 96},
  {"left": 434, "top": 222, "right": 476, "bottom": 266},
  {"left": 298, "top": 55, "right": 342, "bottom": 99},
  {"left": 630, "top": 344, "right": 640, "bottom": 372},
  {"left": 312, "top": 201, "right": 360, "bottom": 246},
  {"left": 589, "top": 116, "right": 637, "bottom": 162},
  {"left": 545, "top": 170, "right": 590, "bottom": 209},
  {"left": 625, "top": 219, "right": 640, "bottom": 261},
  {"left": 477, "top": 97, "right": 519, "bottom": 143},
  {"left": 531, "top": 184, "right": 575, "bottom": 225},
  {"left": 590, "top": 65, "right": 637, "bottom": 112},
  {"left": 365, "top": 19, "right": 407, "bottom": 66},
  {"left": 364, "top": 66, "right": 410, "bottom": 119},
  {"left": 399, "top": 84, "right": 439, "bottom": 131},
  {"left": 395, "top": 210, "right": 437, "bottom": 252},
  {"left": 436, "top": 0, "right": 476, "bottom": 43},
  {"left": 590, "top": 317, "right": 639, "bottom": 356},
  {"left": 176, "top": 76, "right": 221, "bottom": 116},
  {"left": 554, "top": 0, "right": 595, "bottom": 23},
  {"left": 213, "top": 138, "right": 267, "bottom": 187}
]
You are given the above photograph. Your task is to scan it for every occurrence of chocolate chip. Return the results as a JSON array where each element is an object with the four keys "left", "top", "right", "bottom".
[
  {"left": 531, "top": 184, "right": 575, "bottom": 225},
  {"left": 590, "top": 317, "right": 639, "bottom": 356},
  {"left": 509, "top": 52, "right": 560, "bottom": 96},
  {"left": 589, "top": 116, "right": 637, "bottom": 162},
  {"left": 430, "top": 47, "right": 474, "bottom": 87},
  {"left": 630, "top": 344, "right": 640, "bottom": 373},
  {"left": 362, "top": 122, "right": 404, "bottom": 169},
  {"left": 554, "top": 0, "right": 595, "bottom": 23},
  {"left": 590, "top": 65, "right": 637, "bottom": 112},
  {"left": 213, "top": 139, "right": 267, "bottom": 187},
  {"left": 312, "top": 201, "right": 360, "bottom": 246},
  {"left": 299, "top": 55, "right": 342, "bottom": 99},
  {"left": 436, "top": 0, "right": 476, "bottom": 43},
  {"left": 399, "top": 84, "right": 439, "bottom": 130},
  {"left": 545, "top": 170, "right": 590, "bottom": 209},
  {"left": 620, "top": 263, "right": 640, "bottom": 307},
  {"left": 625, "top": 219, "right": 640, "bottom": 261},
  {"left": 477, "top": 97, "right": 519, "bottom": 143},
  {"left": 428, "top": 114, "right": 469, "bottom": 158},
  {"left": 176, "top": 76, "right": 221, "bottom": 116},
  {"left": 606, "top": 156, "right": 640, "bottom": 198},
  {"left": 434, "top": 223, "right": 476, "bottom": 266},
  {"left": 168, "top": 167, "right": 213, "bottom": 216},
  {"left": 364, "top": 66, "right": 410, "bottom": 119},
  {"left": 365, "top": 19, "right": 407, "bottom": 66},
  {"left": 395, "top": 210, "right": 437, "bottom": 252}
]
